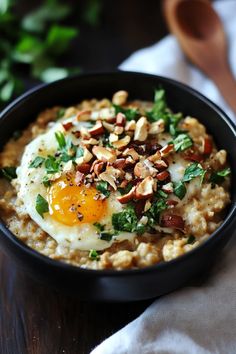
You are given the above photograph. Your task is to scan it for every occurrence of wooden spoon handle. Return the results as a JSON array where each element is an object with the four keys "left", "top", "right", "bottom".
[{"left": 210, "top": 67, "right": 236, "bottom": 116}]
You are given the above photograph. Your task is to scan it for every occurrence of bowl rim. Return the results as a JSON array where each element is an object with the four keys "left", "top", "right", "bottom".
[{"left": 0, "top": 70, "right": 236, "bottom": 277}]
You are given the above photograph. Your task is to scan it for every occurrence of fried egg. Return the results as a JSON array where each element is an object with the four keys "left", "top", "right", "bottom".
[{"left": 17, "top": 120, "right": 136, "bottom": 251}]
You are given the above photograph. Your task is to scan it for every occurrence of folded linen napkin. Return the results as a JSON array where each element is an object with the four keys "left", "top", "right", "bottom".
[{"left": 91, "top": 1, "right": 236, "bottom": 353}]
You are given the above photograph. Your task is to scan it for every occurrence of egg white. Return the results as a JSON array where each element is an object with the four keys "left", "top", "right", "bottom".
[{"left": 17, "top": 120, "right": 136, "bottom": 251}]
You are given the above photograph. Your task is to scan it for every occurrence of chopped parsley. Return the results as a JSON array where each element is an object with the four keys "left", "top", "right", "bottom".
[
  {"left": 112, "top": 205, "right": 138, "bottom": 233},
  {"left": 99, "top": 231, "right": 114, "bottom": 241},
  {"left": 0, "top": 166, "right": 17, "bottom": 181},
  {"left": 182, "top": 163, "right": 205, "bottom": 182},
  {"left": 56, "top": 108, "right": 66, "bottom": 120},
  {"left": 93, "top": 222, "right": 105, "bottom": 232},
  {"left": 187, "top": 235, "right": 196, "bottom": 244},
  {"left": 35, "top": 194, "right": 49, "bottom": 218},
  {"left": 29, "top": 156, "right": 45, "bottom": 168},
  {"left": 174, "top": 181, "right": 186, "bottom": 200},
  {"left": 55, "top": 131, "right": 66, "bottom": 149},
  {"left": 210, "top": 167, "right": 231, "bottom": 184},
  {"left": 89, "top": 249, "right": 100, "bottom": 260},
  {"left": 173, "top": 133, "right": 193, "bottom": 152},
  {"left": 145, "top": 198, "right": 168, "bottom": 226},
  {"left": 45, "top": 155, "right": 60, "bottom": 174},
  {"left": 42, "top": 175, "right": 51, "bottom": 187},
  {"left": 96, "top": 181, "right": 110, "bottom": 198},
  {"left": 146, "top": 89, "right": 168, "bottom": 123},
  {"left": 113, "top": 104, "right": 139, "bottom": 121}
]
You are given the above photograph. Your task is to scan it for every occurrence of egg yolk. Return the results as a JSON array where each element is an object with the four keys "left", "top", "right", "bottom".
[{"left": 48, "top": 177, "right": 107, "bottom": 226}]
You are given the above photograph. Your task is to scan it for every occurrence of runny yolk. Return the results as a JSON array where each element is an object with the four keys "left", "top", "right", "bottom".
[{"left": 48, "top": 177, "right": 107, "bottom": 226}]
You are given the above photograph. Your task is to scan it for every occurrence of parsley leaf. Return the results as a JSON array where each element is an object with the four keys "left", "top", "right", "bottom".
[
  {"left": 113, "top": 104, "right": 139, "bottom": 121},
  {"left": 96, "top": 181, "right": 110, "bottom": 198},
  {"left": 45, "top": 155, "right": 60, "bottom": 174},
  {"left": 173, "top": 133, "right": 193, "bottom": 152},
  {"left": 146, "top": 198, "right": 167, "bottom": 224},
  {"left": 174, "top": 181, "right": 186, "bottom": 200},
  {"left": 35, "top": 194, "right": 49, "bottom": 218},
  {"left": 93, "top": 222, "right": 105, "bottom": 232},
  {"left": 112, "top": 205, "right": 138, "bottom": 233},
  {"left": 0, "top": 166, "right": 17, "bottom": 181},
  {"left": 42, "top": 175, "right": 51, "bottom": 187},
  {"left": 89, "top": 249, "right": 100, "bottom": 260},
  {"left": 55, "top": 131, "right": 66, "bottom": 149},
  {"left": 182, "top": 163, "right": 205, "bottom": 182},
  {"left": 210, "top": 167, "right": 231, "bottom": 184},
  {"left": 187, "top": 235, "right": 196, "bottom": 244},
  {"left": 146, "top": 89, "right": 168, "bottom": 123},
  {"left": 99, "top": 231, "right": 114, "bottom": 241},
  {"left": 29, "top": 156, "right": 45, "bottom": 168},
  {"left": 56, "top": 108, "right": 65, "bottom": 120}
]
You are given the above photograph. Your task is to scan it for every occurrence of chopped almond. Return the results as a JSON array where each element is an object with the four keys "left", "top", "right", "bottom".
[
  {"left": 99, "top": 166, "right": 121, "bottom": 190},
  {"left": 148, "top": 150, "right": 161, "bottom": 163},
  {"left": 77, "top": 163, "right": 90, "bottom": 173},
  {"left": 134, "top": 116, "right": 149, "bottom": 142},
  {"left": 80, "top": 127, "right": 91, "bottom": 139},
  {"left": 92, "top": 161, "right": 105, "bottom": 176},
  {"left": 116, "top": 112, "right": 126, "bottom": 126},
  {"left": 156, "top": 171, "right": 170, "bottom": 181},
  {"left": 112, "top": 135, "right": 131, "bottom": 149},
  {"left": 125, "top": 120, "right": 136, "bottom": 131},
  {"left": 160, "top": 144, "right": 174, "bottom": 157},
  {"left": 161, "top": 214, "right": 185, "bottom": 230},
  {"left": 117, "top": 186, "right": 136, "bottom": 204},
  {"left": 162, "top": 182, "right": 173, "bottom": 194},
  {"left": 149, "top": 120, "right": 165, "bottom": 135},
  {"left": 76, "top": 147, "right": 93, "bottom": 165},
  {"left": 62, "top": 121, "right": 73, "bottom": 131},
  {"left": 76, "top": 110, "right": 91, "bottom": 121},
  {"left": 102, "top": 121, "right": 114, "bottom": 132},
  {"left": 81, "top": 138, "right": 99, "bottom": 145},
  {"left": 113, "top": 158, "right": 126, "bottom": 169},
  {"left": 114, "top": 126, "right": 124, "bottom": 135},
  {"left": 92, "top": 146, "right": 116, "bottom": 163},
  {"left": 135, "top": 176, "right": 155, "bottom": 199},
  {"left": 134, "top": 160, "right": 157, "bottom": 178},
  {"left": 112, "top": 90, "right": 128, "bottom": 105},
  {"left": 122, "top": 148, "right": 140, "bottom": 161},
  {"left": 109, "top": 133, "right": 119, "bottom": 144},
  {"left": 89, "top": 120, "right": 104, "bottom": 136}
]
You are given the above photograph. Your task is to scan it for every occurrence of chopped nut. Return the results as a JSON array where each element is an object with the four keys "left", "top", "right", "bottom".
[
  {"left": 62, "top": 121, "right": 73, "bottom": 131},
  {"left": 160, "top": 144, "right": 174, "bottom": 157},
  {"left": 89, "top": 120, "right": 104, "bottom": 136},
  {"left": 113, "top": 158, "right": 126, "bottom": 169},
  {"left": 90, "top": 160, "right": 105, "bottom": 176},
  {"left": 162, "top": 182, "right": 174, "bottom": 194},
  {"left": 114, "top": 126, "right": 124, "bottom": 135},
  {"left": 99, "top": 166, "right": 121, "bottom": 190},
  {"left": 116, "top": 112, "right": 126, "bottom": 126},
  {"left": 76, "top": 147, "right": 93, "bottom": 165},
  {"left": 112, "top": 90, "right": 128, "bottom": 105},
  {"left": 92, "top": 146, "right": 116, "bottom": 163},
  {"left": 77, "top": 163, "right": 90, "bottom": 173},
  {"left": 122, "top": 148, "right": 140, "bottom": 161},
  {"left": 134, "top": 116, "right": 149, "bottom": 142},
  {"left": 149, "top": 120, "right": 165, "bottom": 135},
  {"left": 102, "top": 121, "right": 114, "bottom": 132},
  {"left": 112, "top": 135, "right": 131, "bottom": 149},
  {"left": 109, "top": 133, "right": 119, "bottom": 143},
  {"left": 76, "top": 110, "right": 91, "bottom": 121},
  {"left": 144, "top": 199, "right": 152, "bottom": 212},
  {"left": 134, "top": 160, "right": 157, "bottom": 178},
  {"left": 63, "top": 160, "right": 74, "bottom": 172},
  {"left": 139, "top": 216, "right": 148, "bottom": 225},
  {"left": 80, "top": 127, "right": 91, "bottom": 139},
  {"left": 64, "top": 107, "right": 78, "bottom": 118},
  {"left": 75, "top": 171, "right": 84, "bottom": 184},
  {"left": 156, "top": 171, "right": 170, "bottom": 181},
  {"left": 117, "top": 186, "right": 136, "bottom": 204},
  {"left": 135, "top": 176, "right": 155, "bottom": 199},
  {"left": 81, "top": 138, "right": 99, "bottom": 145},
  {"left": 125, "top": 120, "right": 136, "bottom": 131},
  {"left": 148, "top": 150, "right": 161, "bottom": 163},
  {"left": 125, "top": 172, "right": 132, "bottom": 181}
]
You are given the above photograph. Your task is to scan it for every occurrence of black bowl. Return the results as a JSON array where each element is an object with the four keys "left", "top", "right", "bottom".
[{"left": 0, "top": 72, "right": 236, "bottom": 302}]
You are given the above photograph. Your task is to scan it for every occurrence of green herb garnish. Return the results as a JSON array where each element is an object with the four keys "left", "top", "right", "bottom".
[
  {"left": 187, "top": 235, "right": 196, "bottom": 244},
  {"left": 210, "top": 167, "right": 231, "bottom": 184},
  {"left": 56, "top": 108, "right": 66, "bottom": 120},
  {"left": 45, "top": 155, "right": 60, "bottom": 174},
  {"left": 173, "top": 133, "right": 193, "bottom": 152},
  {"left": 89, "top": 249, "right": 100, "bottom": 260},
  {"left": 93, "top": 222, "right": 105, "bottom": 232},
  {"left": 0, "top": 166, "right": 17, "bottom": 181},
  {"left": 55, "top": 131, "right": 66, "bottom": 149},
  {"left": 42, "top": 175, "right": 51, "bottom": 187},
  {"left": 35, "top": 194, "right": 49, "bottom": 218},
  {"left": 96, "top": 181, "right": 110, "bottom": 198},
  {"left": 29, "top": 156, "right": 45, "bottom": 168},
  {"left": 146, "top": 198, "right": 167, "bottom": 225},
  {"left": 174, "top": 181, "right": 186, "bottom": 200},
  {"left": 99, "top": 231, "right": 114, "bottom": 241},
  {"left": 182, "top": 163, "right": 205, "bottom": 182},
  {"left": 112, "top": 205, "right": 138, "bottom": 233}
]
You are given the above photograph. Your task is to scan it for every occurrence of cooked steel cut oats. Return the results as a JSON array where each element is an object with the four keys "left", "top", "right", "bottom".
[{"left": 0, "top": 89, "right": 231, "bottom": 269}]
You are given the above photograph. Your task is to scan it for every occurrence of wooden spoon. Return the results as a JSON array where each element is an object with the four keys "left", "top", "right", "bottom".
[{"left": 163, "top": 0, "right": 236, "bottom": 115}]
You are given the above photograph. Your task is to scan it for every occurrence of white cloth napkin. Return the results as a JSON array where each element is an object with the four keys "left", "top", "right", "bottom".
[{"left": 91, "top": 1, "right": 236, "bottom": 353}]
